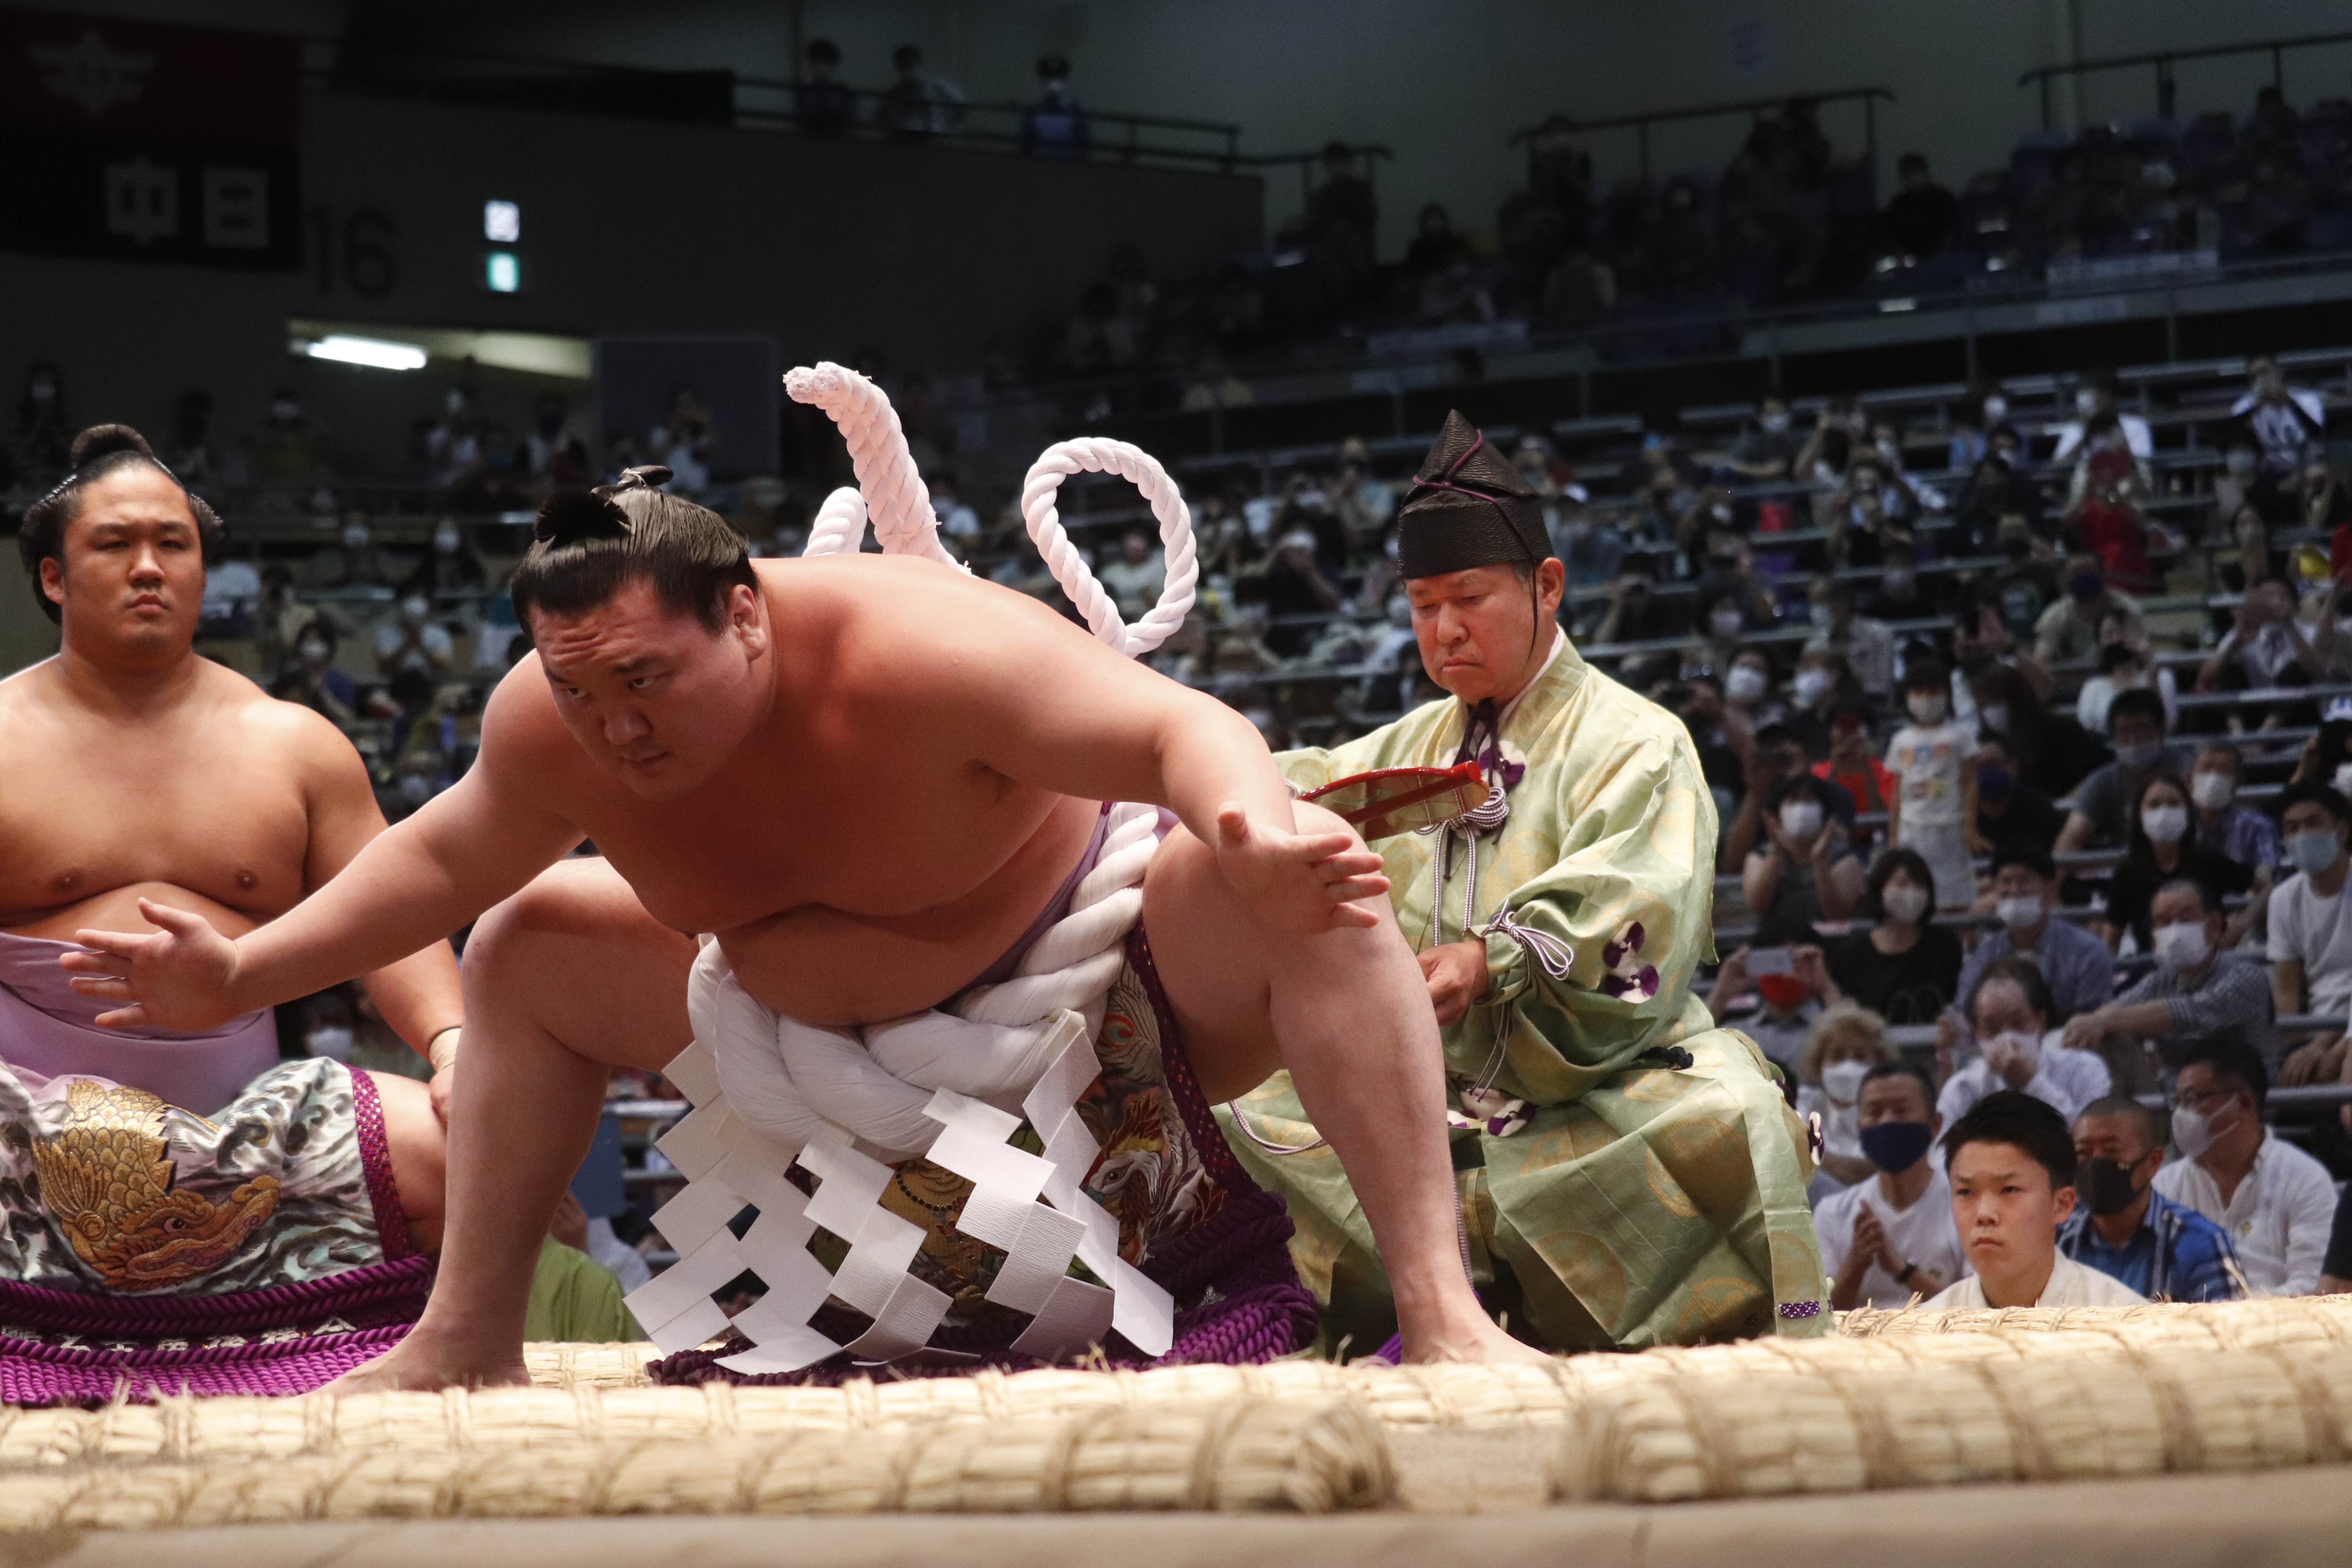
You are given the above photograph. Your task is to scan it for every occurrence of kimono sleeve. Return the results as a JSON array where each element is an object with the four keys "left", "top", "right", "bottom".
[{"left": 1479, "top": 719, "right": 1719, "bottom": 1068}]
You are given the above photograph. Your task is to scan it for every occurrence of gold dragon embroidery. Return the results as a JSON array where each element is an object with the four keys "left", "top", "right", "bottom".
[{"left": 28, "top": 1080, "right": 278, "bottom": 1291}]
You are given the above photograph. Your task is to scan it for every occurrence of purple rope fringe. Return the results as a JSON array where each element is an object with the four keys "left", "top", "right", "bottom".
[{"left": 0, "top": 1255, "right": 435, "bottom": 1406}]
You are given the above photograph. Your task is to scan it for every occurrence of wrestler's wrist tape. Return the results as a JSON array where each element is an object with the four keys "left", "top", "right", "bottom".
[{"left": 427, "top": 1027, "right": 462, "bottom": 1074}]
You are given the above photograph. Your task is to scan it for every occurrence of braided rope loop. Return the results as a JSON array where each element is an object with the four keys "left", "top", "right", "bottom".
[
  {"left": 783, "top": 362, "right": 963, "bottom": 572},
  {"left": 1020, "top": 437, "right": 1199, "bottom": 658}
]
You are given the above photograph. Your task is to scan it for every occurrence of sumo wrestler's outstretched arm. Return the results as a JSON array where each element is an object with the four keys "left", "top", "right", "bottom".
[
  {"left": 65, "top": 675, "right": 583, "bottom": 1033},
  {"left": 884, "top": 577, "right": 1388, "bottom": 931}
]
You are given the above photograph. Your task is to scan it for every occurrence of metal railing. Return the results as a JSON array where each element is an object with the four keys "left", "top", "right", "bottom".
[
  {"left": 310, "top": 39, "right": 1249, "bottom": 171},
  {"left": 1508, "top": 86, "right": 1893, "bottom": 184},
  {"left": 2019, "top": 27, "right": 2352, "bottom": 129}
]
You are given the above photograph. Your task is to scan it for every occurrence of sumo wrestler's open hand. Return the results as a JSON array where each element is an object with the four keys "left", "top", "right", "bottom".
[
  {"left": 1215, "top": 804, "right": 1390, "bottom": 933},
  {"left": 60, "top": 899, "right": 244, "bottom": 1032}
]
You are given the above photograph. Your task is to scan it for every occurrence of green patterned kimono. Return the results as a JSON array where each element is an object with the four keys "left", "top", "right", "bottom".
[{"left": 1224, "top": 638, "right": 1829, "bottom": 1351}]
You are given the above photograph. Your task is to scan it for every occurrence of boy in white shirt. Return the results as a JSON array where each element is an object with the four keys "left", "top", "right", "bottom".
[
  {"left": 1885, "top": 658, "right": 1984, "bottom": 908},
  {"left": 1817, "top": 1062, "right": 1970, "bottom": 1308},
  {"left": 1926, "top": 1089, "right": 2147, "bottom": 1309}
]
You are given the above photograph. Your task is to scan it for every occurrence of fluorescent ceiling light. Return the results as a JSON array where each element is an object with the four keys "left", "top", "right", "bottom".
[
  {"left": 302, "top": 334, "right": 428, "bottom": 370},
  {"left": 1878, "top": 298, "right": 1918, "bottom": 314},
  {"left": 287, "top": 319, "right": 592, "bottom": 379},
  {"left": 484, "top": 199, "right": 521, "bottom": 243}
]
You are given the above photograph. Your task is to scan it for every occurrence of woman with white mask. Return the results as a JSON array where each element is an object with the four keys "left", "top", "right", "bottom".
[
  {"left": 1823, "top": 849, "right": 1964, "bottom": 1026},
  {"left": 2102, "top": 774, "right": 2252, "bottom": 957},
  {"left": 1794, "top": 1003, "right": 1898, "bottom": 1188},
  {"left": 1744, "top": 773, "right": 1864, "bottom": 924},
  {"left": 1722, "top": 646, "right": 1785, "bottom": 731}
]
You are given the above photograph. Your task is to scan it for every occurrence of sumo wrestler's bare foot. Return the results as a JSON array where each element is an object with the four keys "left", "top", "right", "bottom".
[
  {"left": 322, "top": 1330, "right": 530, "bottom": 1394},
  {"left": 1400, "top": 1300, "right": 1555, "bottom": 1366}
]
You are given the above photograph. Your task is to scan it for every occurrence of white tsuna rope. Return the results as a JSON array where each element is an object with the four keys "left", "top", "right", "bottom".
[
  {"left": 1020, "top": 437, "right": 1199, "bottom": 658},
  {"left": 784, "top": 362, "right": 964, "bottom": 571}
]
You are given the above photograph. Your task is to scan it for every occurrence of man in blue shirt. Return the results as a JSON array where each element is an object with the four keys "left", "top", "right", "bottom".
[
  {"left": 2058, "top": 1095, "right": 2242, "bottom": 1301},
  {"left": 1947, "top": 844, "right": 2117, "bottom": 1024}
]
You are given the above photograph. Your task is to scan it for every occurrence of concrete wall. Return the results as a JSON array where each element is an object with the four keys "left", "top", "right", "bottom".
[
  {"left": 0, "top": 85, "right": 1261, "bottom": 470},
  {"left": 291, "top": 0, "right": 2352, "bottom": 256}
]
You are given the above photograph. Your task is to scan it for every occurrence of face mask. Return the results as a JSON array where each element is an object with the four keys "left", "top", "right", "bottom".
[
  {"left": 1726, "top": 665, "right": 1768, "bottom": 702},
  {"left": 2076, "top": 1156, "right": 2143, "bottom": 1216},
  {"left": 2116, "top": 740, "right": 2163, "bottom": 773},
  {"left": 2069, "top": 572, "right": 2104, "bottom": 601},
  {"left": 1979, "top": 703, "right": 2010, "bottom": 735},
  {"left": 1882, "top": 884, "right": 1930, "bottom": 924},
  {"left": 1808, "top": 603, "right": 1836, "bottom": 631},
  {"left": 2191, "top": 771, "right": 2236, "bottom": 811},
  {"left": 2228, "top": 450, "right": 2257, "bottom": 476},
  {"left": 397, "top": 773, "right": 433, "bottom": 806},
  {"left": 2289, "top": 828, "right": 2343, "bottom": 877},
  {"left": 1820, "top": 1059, "right": 1871, "bottom": 1104},
  {"left": 1794, "top": 668, "right": 1834, "bottom": 706},
  {"left": 304, "top": 1026, "right": 355, "bottom": 1062},
  {"left": 1907, "top": 693, "right": 1949, "bottom": 726},
  {"left": 1757, "top": 973, "right": 1812, "bottom": 1013},
  {"left": 2171, "top": 1100, "right": 2237, "bottom": 1160},
  {"left": 401, "top": 596, "right": 430, "bottom": 624},
  {"left": 1885, "top": 568, "right": 1916, "bottom": 594},
  {"left": 2153, "top": 919, "right": 2210, "bottom": 971},
  {"left": 2140, "top": 802, "right": 2188, "bottom": 844},
  {"left": 342, "top": 524, "right": 370, "bottom": 551},
  {"left": 1710, "top": 607, "right": 1744, "bottom": 637},
  {"left": 1996, "top": 893, "right": 2043, "bottom": 929},
  {"left": 1876, "top": 437, "right": 1899, "bottom": 461},
  {"left": 1982, "top": 1029, "right": 2043, "bottom": 1079},
  {"left": 2335, "top": 764, "right": 2352, "bottom": 799},
  {"left": 1779, "top": 799, "right": 1825, "bottom": 840},
  {"left": 1984, "top": 396, "right": 2008, "bottom": 421},
  {"left": 434, "top": 528, "right": 461, "bottom": 554},
  {"left": 1761, "top": 412, "right": 1790, "bottom": 434},
  {"left": 2076, "top": 390, "right": 2101, "bottom": 416},
  {"left": 296, "top": 640, "right": 328, "bottom": 665},
  {"left": 1859, "top": 1120, "right": 1933, "bottom": 1174},
  {"left": 1978, "top": 763, "right": 2014, "bottom": 803}
]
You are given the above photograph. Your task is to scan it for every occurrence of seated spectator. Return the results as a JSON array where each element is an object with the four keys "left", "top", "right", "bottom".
[
  {"left": 372, "top": 593, "right": 456, "bottom": 679},
  {"left": 1818, "top": 1062, "right": 1969, "bottom": 1308},
  {"left": 1674, "top": 673, "right": 1744, "bottom": 815},
  {"left": 2152, "top": 1041, "right": 2336, "bottom": 1295},
  {"left": 1784, "top": 647, "right": 1864, "bottom": 760},
  {"left": 1939, "top": 956, "right": 2113, "bottom": 1129},
  {"left": 1705, "top": 919, "right": 1831, "bottom": 1075},
  {"left": 308, "top": 516, "right": 400, "bottom": 591},
  {"left": 2102, "top": 775, "right": 2254, "bottom": 956},
  {"left": 2075, "top": 640, "right": 2178, "bottom": 737},
  {"left": 1973, "top": 662, "right": 2108, "bottom": 800},
  {"left": 2234, "top": 354, "right": 2328, "bottom": 476},
  {"left": 1881, "top": 152, "right": 1959, "bottom": 258},
  {"left": 877, "top": 43, "right": 964, "bottom": 139},
  {"left": 2270, "top": 783, "right": 2352, "bottom": 1087},
  {"left": 1722, "top": 645, "right": 1786, "bottom": 733},
  {"left": 1721, "top": 721, "right": 1857, "bottom": 870},
  {"left": 1864, "top": 535, "right": 1940, "bottom": 621},
  {"left": 1096, "top": 528, "right": 1165, "bottom": 622},
  {"left": 1979, "top": 517, "right": 2063, "bottom": 640},
  {"left": 269, "top": 623, "right": 358, "bottom": 727},
  {"left": 1724, "top": 394, "right": 1801, "bottom": 481},
  {"left": 2069, "top": 456, "right": 2154, "bottom": 592},
  {"left": 1263, "top": 531, "right": 1341, "bottom": 656},
  {"left": 1804, "top": 577, "right": 1895, "bottom": 697},
  {"left": 2199, "top": 577, "right": 2323, "bottom": 695},
  {"left": 1952, "top": 845, "right": 2118, "bottom": 1022},
  {"left": 1824, "top": 849, "right": 1962, "bottom": 1026},
  {"left": 1813, "top": 696, "right": 1895, "bottom": 823},
  {"left": 1973, "top": 737, "right": 2066, "bottom": 859},
  {"left": 2056, "top": 688, "right": 2192, "bottom": 852},
  {"left": 1592, "top": 555, "right": 1681, "bottom": 646},
  {"left": 2059, "top": 1096, "right": 2243, "bottom": 1302},
  {"left": 2323, "top": 1185, "right": 2352, "bottom": 1294},
  {"left": 1795, "top": 1003, "right": 1899, "bottom": 1188},
  {"left": 1953, "top": 457, "right": 2043, "bottom": 558},
  {"left": 2034, "top": 553, "right": 2146, "bottom": 665},
  {"left": 1925, "top": 1091, "right": 2146, "bottom": 1308},
  {"left": 2189, "top": 744, "right": 2280, "bottom": 878},
  {"left": 399, "top": 519, "right": 487, "bottom": 600},
  {"left": 2069, "top": 878, "right": 2277, "bottom": 1080},
  {"left": 1744, "top": 773, "right": 1864, "bottom": 925},
  {"left": 2051, "top": 372, "right": 2153, "bottom": 463},
  {"left": 1886, "top": 658, "right": 1982, "bottom": 908}
]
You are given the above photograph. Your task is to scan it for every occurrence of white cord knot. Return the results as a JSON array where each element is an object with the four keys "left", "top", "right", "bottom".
[{"left": 1480, "top": 908, "right": 1574, "bottom": 981}]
